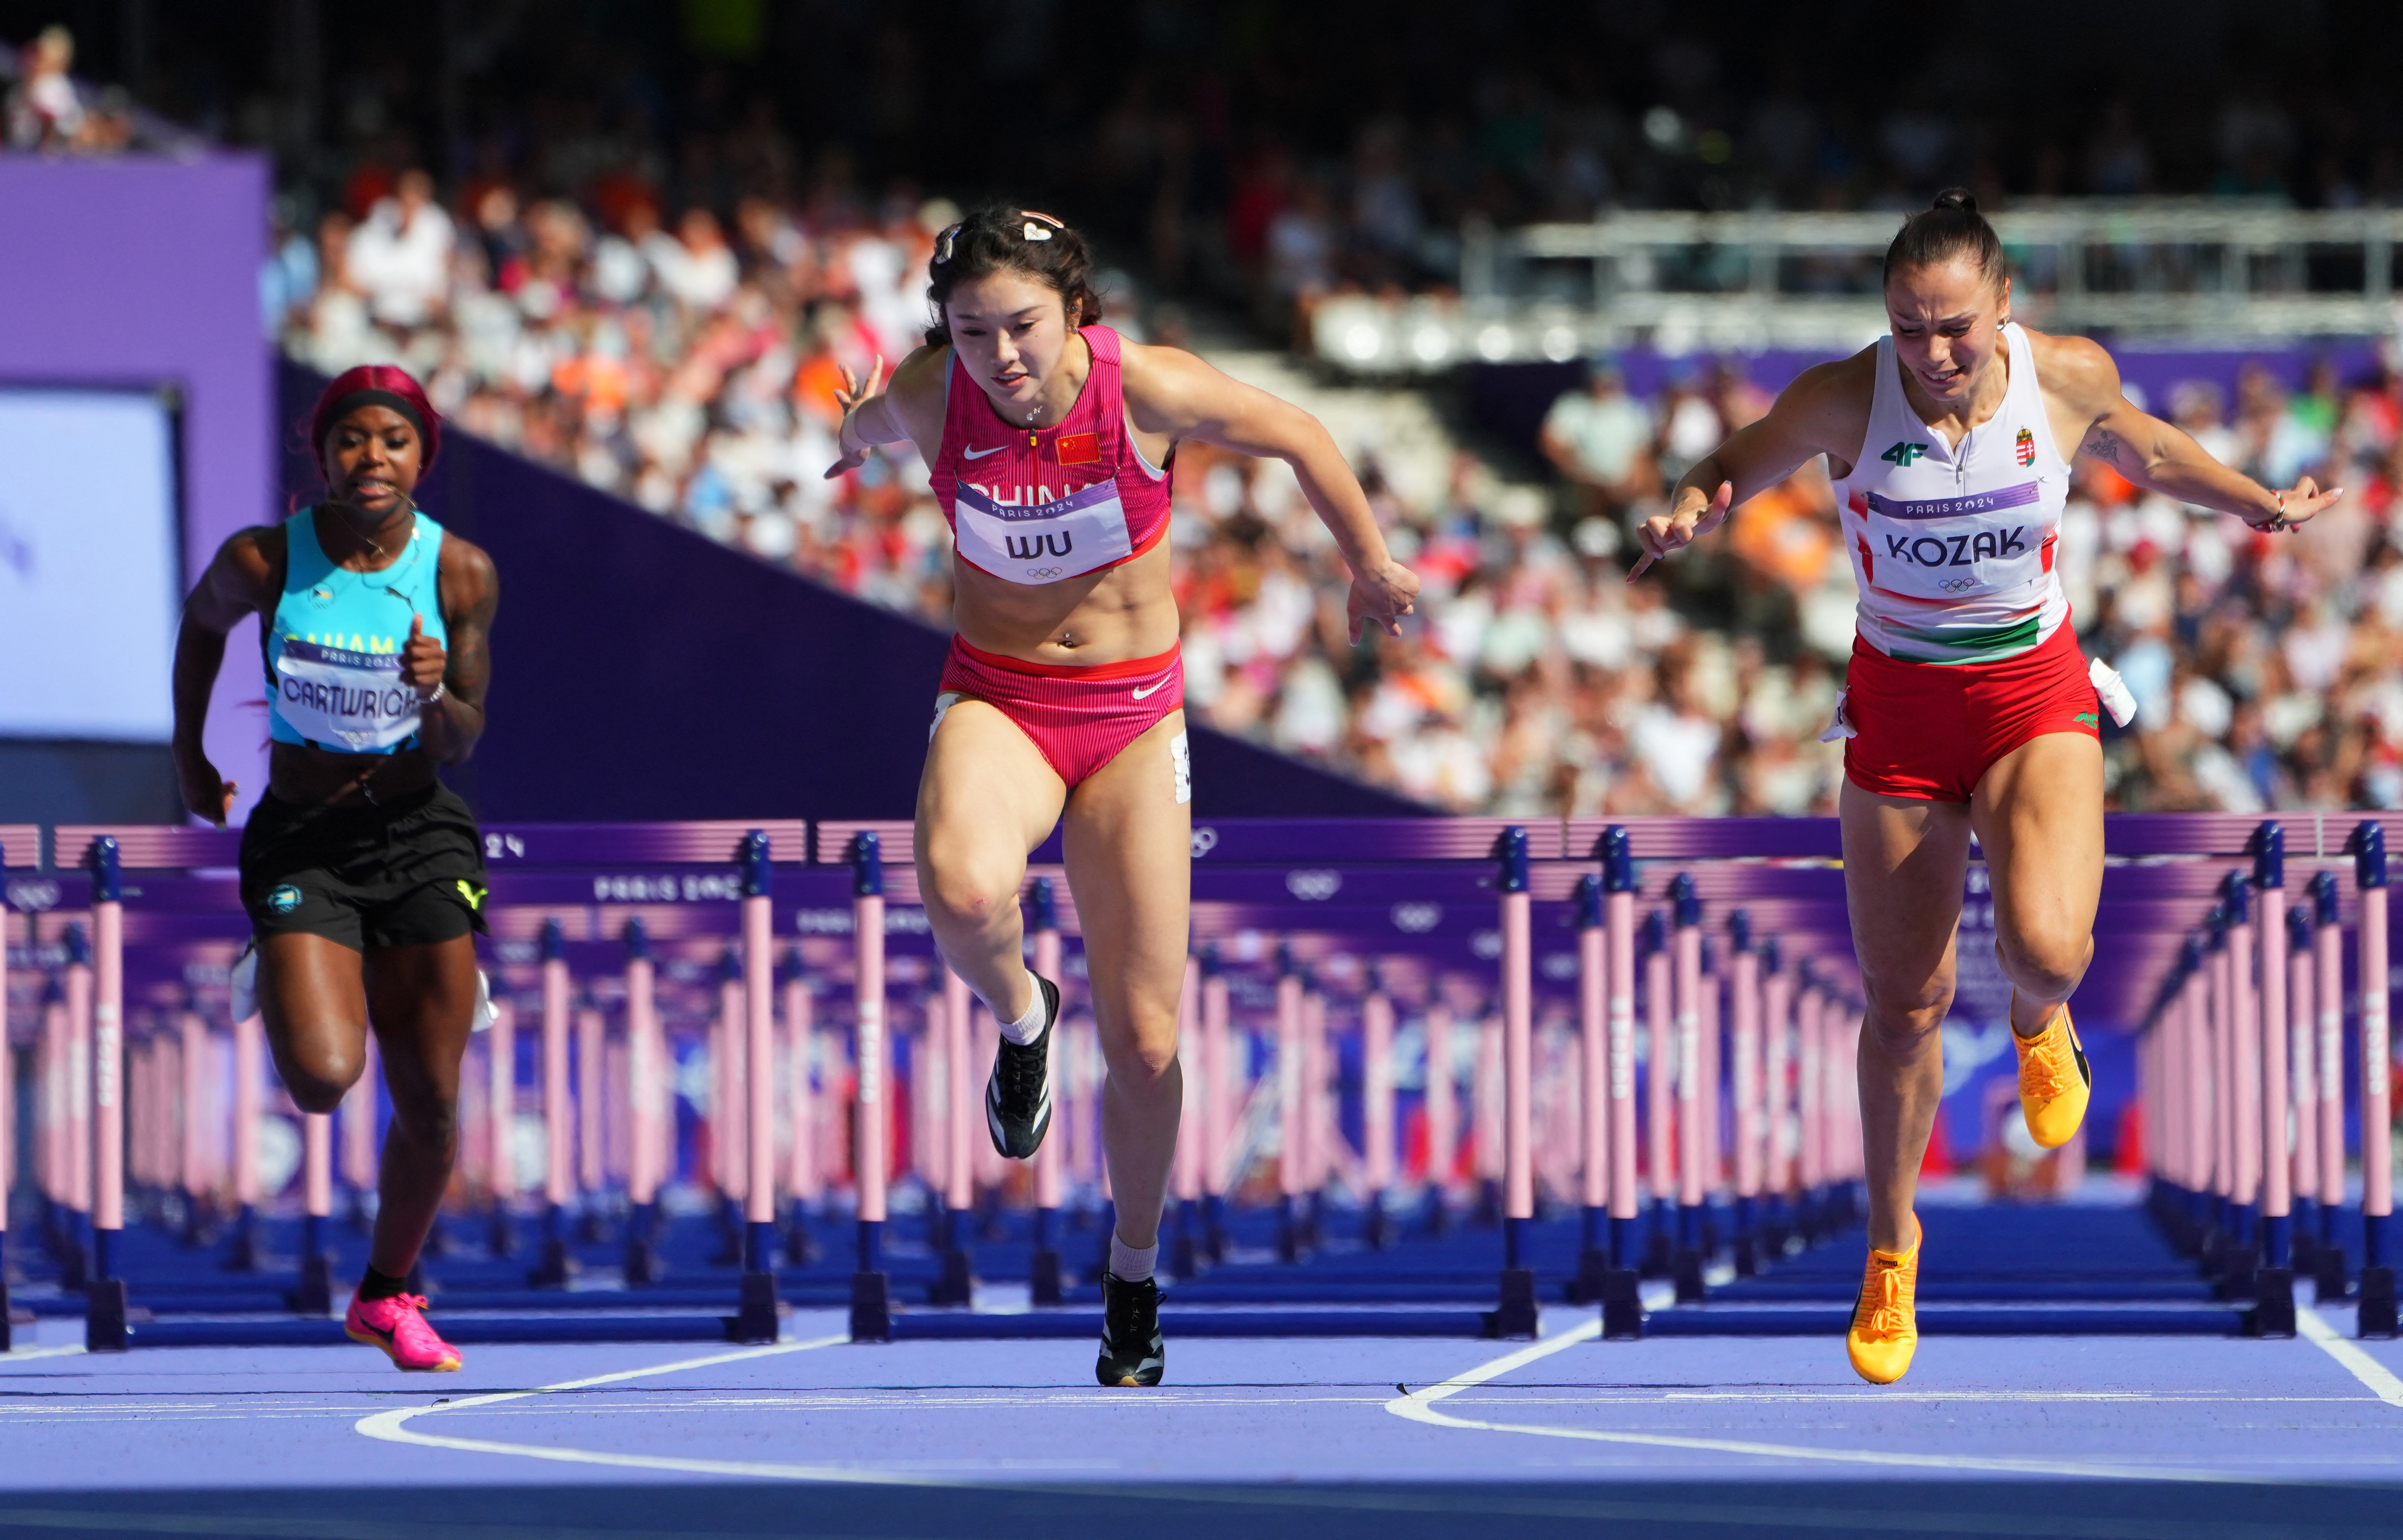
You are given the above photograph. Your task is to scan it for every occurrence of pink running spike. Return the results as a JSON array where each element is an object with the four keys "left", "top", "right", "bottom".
[{"left": 345, "top": 1292, "right": 462, "bottom": 1372}]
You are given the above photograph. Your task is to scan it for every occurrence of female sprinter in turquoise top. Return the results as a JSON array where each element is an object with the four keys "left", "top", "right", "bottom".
[{"left": 173, "top": 364, "right": 499, "bottom": 1373}]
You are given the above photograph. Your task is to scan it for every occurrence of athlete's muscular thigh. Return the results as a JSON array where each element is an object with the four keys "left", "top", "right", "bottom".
[
  {"left": 1971, "top": 732, "right": 2103, "bottom": 999},
  {"left": 1061, "top": 711, "right": 1190, "bottom": 1072},
  {"left": 257, "top": 932, "right": 372, "bottom": 1111},
  {"left": 1839, "top": 779, "right": 1972, "bottom": 1030},
  {"left": 917, "top": 699, "right": 1067, "bottom": 909}
]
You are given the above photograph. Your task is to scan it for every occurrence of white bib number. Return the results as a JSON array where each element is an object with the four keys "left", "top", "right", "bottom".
[
  {"left": 274, "top": 638, "right": 421, "bottom": 751},
  {"left": 954, "top": 479, "right": 1134, "bottom": 583}
]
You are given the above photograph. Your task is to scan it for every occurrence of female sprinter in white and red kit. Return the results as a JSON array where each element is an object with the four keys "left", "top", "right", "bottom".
[
  {"left": 828, "top": 206, "right": 1419, "bottom": 1385},
  {"left": 1634, "top": 190, "right": 2337, "bottom": 1384}
]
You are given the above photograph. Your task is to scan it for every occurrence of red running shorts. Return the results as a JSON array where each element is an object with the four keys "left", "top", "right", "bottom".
[
  {"left": 934, "top": 635, "right": 1186, "bottom": 792},
  {"left": 1841, "top": 621, "right": 2101, "bottom": 803}
]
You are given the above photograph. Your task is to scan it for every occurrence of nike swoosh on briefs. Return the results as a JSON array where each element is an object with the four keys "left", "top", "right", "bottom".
[
  {"left": 962, "top": 444, "right": 1010, "bottom": 459},
  {"left": 1131, "top": 680, "right": 1169, "bottom": 700}
]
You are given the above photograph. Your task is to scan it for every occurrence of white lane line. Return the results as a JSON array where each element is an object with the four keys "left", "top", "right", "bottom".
[
  {"left": 2299, "top": 1308, "right": 2403, "bottom": 1408},
  {"left": 0, "top": 1344, "right": 90, "bottom": 1363},
  {"left": 353, "top": 1334, "right": 997, "bottom": 1485},
  {"left": 1379, "top": 1322, "right": 2370, "bottom": 1484}
]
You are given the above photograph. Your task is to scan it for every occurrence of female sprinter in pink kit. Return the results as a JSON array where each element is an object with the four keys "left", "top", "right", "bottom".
[
  {"left": 828, "top": 206, "right": 1420, "bottom": 1385},
  {"left": 1634, "top": 190, "right": 2336, "bottom": 1384}
]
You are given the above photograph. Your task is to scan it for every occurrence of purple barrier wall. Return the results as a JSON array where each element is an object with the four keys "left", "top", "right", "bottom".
[
  {"left": 0, "top": 155, "right": 273, "bottom": 822},
  {"left": 277, "top": 360, "right": 1427, "bottom": 821}
]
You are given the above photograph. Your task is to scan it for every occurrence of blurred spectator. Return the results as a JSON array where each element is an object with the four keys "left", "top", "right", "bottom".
[
  {"left": 346, "top": 169, "right": 456, "bottom": 330},
  {"left": 1540, "top": 359, "right": 1660, "bottom": 529},
  {"left": 5, "top": 25, "right": 82, "bottom": 149}
]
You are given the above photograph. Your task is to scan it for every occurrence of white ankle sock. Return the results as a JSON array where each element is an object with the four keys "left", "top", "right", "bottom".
[
  {"left": 991, "top": 971, "right": 1049, "bottom": 1046},
  {"left": 1109, "top": 1232, "right": 1158, "bottom": 1283}
]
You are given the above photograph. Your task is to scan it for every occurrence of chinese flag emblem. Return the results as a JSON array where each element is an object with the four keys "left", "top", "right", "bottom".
[{"left": 1055, "top": 432, "right": 1100, "bottom": 464}]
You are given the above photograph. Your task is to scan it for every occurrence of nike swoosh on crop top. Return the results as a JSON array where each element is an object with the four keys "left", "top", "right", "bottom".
[
  {"left": 1833, "top": 323, "right": 2071, "bottom": 665},
  {"left": 263, "top": 506, "right": 446, "bottom": 753},
  {"left": 927, "top": 324, "right": 1173, "bottom": 585}
]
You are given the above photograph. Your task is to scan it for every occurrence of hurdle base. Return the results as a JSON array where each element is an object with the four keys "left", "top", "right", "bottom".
[
  {"left": 2358, "top": 1266, "right": 2399, "bottom": 1339},
  {"left": 1640, "top": 1225, "right": 1672, "bottom": 1279},
  {"left": 2314, "top": 1247, "right": 2349, "bottom": 1303},
  {"left": 1491, "top": 1267, "right": 1538, "bottom": 1340},
  {"left": 1600, "top": 1269, "right": 1643, "bottom": 1339},
  {"left": 2244, "top": 1268, "right": 2296, "bottom": 1338},
  {"left": 1573, "top": 1246, "right": 1611, "bottom": 1305},
  {"left": 1364, "top": 1200, "right": 1393, "bottom": 1251},
  {"left": 486, "top": 1212, "right": 515, "bottom": 1260},
  {"left": 783, "top": 1205, "right": 816, "bottom": 1266},
  {"left": 0, "top": 1278, "right": 11, "bottom": 1352},
  {"left": 849, "top": 1270, "right": 892, "bottom": 1342},
  {"left": 219, "top": 1206, "right": 260, "bottom": 1274},
  {"left": 1168, "top": 1228, "right": 1198, "bottom": 1282},
  {"left": 2214, "top": 1245, "right": 2261, "bottom": 1301},
  {"left": 292, "top": 1252, "right": 334, "bottom": 1317},
  {"left": 527, "top": 1237, "right": 575, "bottom": 1288},
  {"left": 1733, "top": 1233, "right": 1761, "bottom": 1278},
  {"left": 929, "top": 1247, "right": 974, "bottom": 1307},
  {"left": 1030, "top": 1249, "right": 1063, "bottom": 1306},
  {"left": 734, "top": 1271, "right": 780, "bottom": 1344},
  {"left": 623, "top": 1233, "right": 661, "bottom": 1286},
  {"left": 84, "top": 1279, "right": 128, "bottom": 1352},
  {"left": 1672, "top": 1247, "right": 1708, "bottom": 1304}
]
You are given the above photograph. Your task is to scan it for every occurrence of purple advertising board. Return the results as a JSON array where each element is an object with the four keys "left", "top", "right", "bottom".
[{"left": 0, "top": 155, "right": 272, "bottom": 822}]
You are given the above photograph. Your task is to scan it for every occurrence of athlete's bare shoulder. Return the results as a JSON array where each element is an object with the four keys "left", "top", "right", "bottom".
[
  {"left": 186, "top": 522, "right": 284, "bottom": 628},
  {"left": 1115, "top": 336, "right": 1220, "bottom": 401},
  {"left": 1769, "top": 346, "right": 1879, "bottom": 457},
  {"left": 436, "top": 529, "right": 498, "bottom": 605},
  {"left": 2021, "top": 327, "right": 2121, "bottom": 416},
  {"left": 881, "top": 342, "right": 952, "bottom": 449},
  {"left": 1116, "top": 338, "right": 1263, "bottom": 439}
]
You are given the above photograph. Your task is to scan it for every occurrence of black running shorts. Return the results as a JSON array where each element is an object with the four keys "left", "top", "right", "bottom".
[{"left": 239, "top": 781, "right": 490, "bottom": 951}]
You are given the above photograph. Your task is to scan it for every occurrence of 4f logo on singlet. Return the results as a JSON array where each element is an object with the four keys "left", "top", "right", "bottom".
[{"left": 1880, "top": 441, "right": 1931, "bottom": 467}]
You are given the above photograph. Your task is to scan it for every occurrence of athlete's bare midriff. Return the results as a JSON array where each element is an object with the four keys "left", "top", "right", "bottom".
[{"left": 951, "top": 537, "right": 1181, "bottom": 665}]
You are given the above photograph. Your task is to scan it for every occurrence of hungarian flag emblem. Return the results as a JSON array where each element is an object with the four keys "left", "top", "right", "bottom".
[{"left": 2015, "top": 427, "right": 2036, "bottom": 468}]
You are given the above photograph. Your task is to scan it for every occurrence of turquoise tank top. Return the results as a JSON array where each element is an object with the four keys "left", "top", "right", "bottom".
[{"left": 264, "top": 507, "right": 448, "bottom": 754}]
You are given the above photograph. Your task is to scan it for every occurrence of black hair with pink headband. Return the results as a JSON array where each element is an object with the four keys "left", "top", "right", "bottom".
[{"left": 308, "top": 364, "right": 443, "bottom": 473}]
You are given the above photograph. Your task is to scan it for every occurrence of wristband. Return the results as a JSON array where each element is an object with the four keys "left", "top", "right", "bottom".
[{"left": 421, "top": 681, "right": 447, "bottom": 707}]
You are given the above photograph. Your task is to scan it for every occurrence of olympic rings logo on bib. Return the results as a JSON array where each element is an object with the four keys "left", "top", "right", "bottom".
[{"left": 1024, "top": 567, "right": 1063, "bottom": 580}]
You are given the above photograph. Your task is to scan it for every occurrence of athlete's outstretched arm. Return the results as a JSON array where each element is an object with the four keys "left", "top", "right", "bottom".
[
  {"left": 172, "top": 527, "right": 279, "bottom": 826},
  {"left": 1633, "top": 355, "right": 1868, "bottom": 579},
  {"left": 2048, "top": 335, "right": 2339, "bottom": 532},
  {"left": 1124, "top": 344, "right": 1419, "bottom": 640}
]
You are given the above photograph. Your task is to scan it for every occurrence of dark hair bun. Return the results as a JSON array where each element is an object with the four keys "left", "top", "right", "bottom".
[{"left": 1931, "top": 187, "right": 1977, "bottom": 214}]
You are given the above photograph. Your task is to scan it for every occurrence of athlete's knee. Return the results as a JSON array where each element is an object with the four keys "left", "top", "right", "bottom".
[
  {"left": 919, "top": 855, "right": 1024, "bottom": 934},
  {"left": 1994, "top": 924, "right": 2091, "bottom": 1002},
  {"left": 387, "top": 1089, "right": 459, "bottom": 1154},
  {"left": 1100, "top": 1012, "right": 1181, "bottom": 1087},
  {"left": 1858, "top": 969, "right": 1953, "bottom": 1050},
  {"left": 277, "top": 1040, "right": 365, "bottom": 1114}
]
